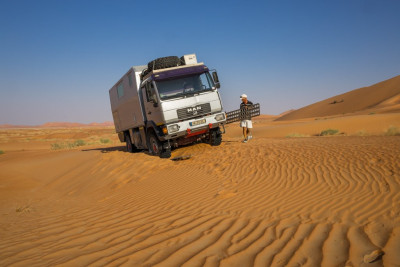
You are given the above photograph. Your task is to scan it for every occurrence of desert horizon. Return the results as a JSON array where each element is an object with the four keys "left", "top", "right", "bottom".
[
  {"left": 1, "top": 73, "right": 399, "bottom": 266},
  {"left": 2, "top": 73, "right": 399, "bottom": 129}
]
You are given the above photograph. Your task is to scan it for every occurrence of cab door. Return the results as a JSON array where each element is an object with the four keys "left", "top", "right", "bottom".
[{"left": 141, "top": 81, "right": 163, "bottom": 125}]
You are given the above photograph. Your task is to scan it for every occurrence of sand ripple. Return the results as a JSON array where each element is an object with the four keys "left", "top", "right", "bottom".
[{"left": 0, "top": 136, "right": 399, "bottom": 266}]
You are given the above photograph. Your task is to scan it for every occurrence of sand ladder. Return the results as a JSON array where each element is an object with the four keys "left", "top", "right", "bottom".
[{"left": 225, "top": 103, "right": 260, "bottom": 124}]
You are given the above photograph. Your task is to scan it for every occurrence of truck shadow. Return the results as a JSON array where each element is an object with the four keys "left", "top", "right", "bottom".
[
  {"left": 82, "top": 141, "right": 227, "bottom": 156},
  {"left": 82, "top": 146, "right": 154, "bottom": 156},
  {"left": 81, "top": 146, "right": 127, "bottom": 153}
]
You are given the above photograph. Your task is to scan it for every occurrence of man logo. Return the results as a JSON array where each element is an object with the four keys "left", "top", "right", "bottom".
[{"left": 187, "top": 106, "right": 202, "bottom": 115}]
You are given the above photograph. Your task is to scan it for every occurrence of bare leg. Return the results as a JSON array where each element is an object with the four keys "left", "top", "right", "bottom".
[
  {"left": 247, "top": 128, "right": 251, "bottom": 136},
  {"left": 243, "top": 127, "right": 247, "bottom": 139}
]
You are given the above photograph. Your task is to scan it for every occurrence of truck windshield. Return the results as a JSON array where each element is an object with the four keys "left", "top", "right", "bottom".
[{"left": 156, "top": 72, "right": 215, "bottom": 100}]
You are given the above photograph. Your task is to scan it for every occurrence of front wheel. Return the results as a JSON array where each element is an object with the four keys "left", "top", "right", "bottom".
[
  {"left": 148, "top": 131, "right": 171, "bottom": 158},
  {"left": 210, "top": 128, "right": 222, "bottom": 146}
]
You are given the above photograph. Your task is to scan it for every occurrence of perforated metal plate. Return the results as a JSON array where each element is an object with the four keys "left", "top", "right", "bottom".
[{"left": 226, "top": 103, "right": 260, "bottom": 124}]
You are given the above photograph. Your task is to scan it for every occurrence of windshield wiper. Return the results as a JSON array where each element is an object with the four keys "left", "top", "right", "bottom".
[
  {"left": 161, "top": 89, "right": 213, "bottom": 101},
  {"left": 161, "top": 94, "right": 185, "bottom": 100}
]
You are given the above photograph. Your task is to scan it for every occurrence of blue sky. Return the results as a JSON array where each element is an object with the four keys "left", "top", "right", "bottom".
[{"left": 1, "top": 0, "right": 399, "bottom": 125}]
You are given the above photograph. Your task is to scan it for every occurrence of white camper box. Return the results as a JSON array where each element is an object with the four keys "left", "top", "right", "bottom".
[{"left": 109, "top": 65, "right": 147, "bottom": 134}]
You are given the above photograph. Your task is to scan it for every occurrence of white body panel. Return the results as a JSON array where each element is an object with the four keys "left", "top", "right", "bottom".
[
  {"left": 109, "top": 66, "right": 146, "bottom": 133},
  {"left": 183, "top": 54, "right": 197, "bottom": 65},
  {"left": 161, "top": 91, "right": 222, "bottom": 123}
]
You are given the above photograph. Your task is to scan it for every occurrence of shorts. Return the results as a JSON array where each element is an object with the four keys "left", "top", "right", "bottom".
[{"left": 240, "top": 120, "right": 253, "bottom": 128}]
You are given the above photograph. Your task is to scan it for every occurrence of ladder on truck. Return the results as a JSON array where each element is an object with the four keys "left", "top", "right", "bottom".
[{"left": 225, "top": 103, "right": 260, "bottom": 124}]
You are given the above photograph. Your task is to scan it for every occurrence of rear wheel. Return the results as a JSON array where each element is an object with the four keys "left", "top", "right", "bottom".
[
  {"left": 148, "top": 131, "right": 171, "bottom": 158},
  {"left": 125, "top": 133, "right": 134, "bottom": 153}
]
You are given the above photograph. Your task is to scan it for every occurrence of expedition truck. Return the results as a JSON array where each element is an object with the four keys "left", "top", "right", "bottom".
[{"left": 109, "top": 54, "right": 226, "bottom": 158}]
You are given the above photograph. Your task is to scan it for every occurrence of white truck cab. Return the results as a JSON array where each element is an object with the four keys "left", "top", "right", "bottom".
[{"left": 109, "top": 54, "right": 226, "bottom": 158}]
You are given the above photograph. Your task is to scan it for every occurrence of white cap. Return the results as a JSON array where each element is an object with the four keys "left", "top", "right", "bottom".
[{"left": 240, "top": 94, "right": 247, "bottom": 99}]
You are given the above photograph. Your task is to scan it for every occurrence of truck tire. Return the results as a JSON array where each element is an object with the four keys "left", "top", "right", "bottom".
[
  {"left": 147, "top": 56, "right": 181, "bottom": 72},
  {"left": 125, "top": 132, "right": 136, "bottom": 153},
  {"left": 160, "top": 148, "right": 172, "bottom": 159},
  {"left": 147, "top": 131, "right": 171, "bottom": 158},
  {"left": 210, "top": 128, "right": 222, "bottom": 146}
]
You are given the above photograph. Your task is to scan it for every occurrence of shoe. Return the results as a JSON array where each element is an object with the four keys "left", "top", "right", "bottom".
[
  {"left": 248, "top": 135, "right": 253, "bottom": 140},
  {"left": 242, "top": 138, "right": 248, "bottom": 143}
]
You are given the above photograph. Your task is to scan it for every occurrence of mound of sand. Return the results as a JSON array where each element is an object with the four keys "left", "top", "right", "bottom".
[{"left": 277, "top": 75, "right": 400, "bottom": 121}]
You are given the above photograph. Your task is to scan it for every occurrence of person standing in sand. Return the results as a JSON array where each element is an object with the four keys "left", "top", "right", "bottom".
[{"left": 240, "top": 94, "right": 254, "bottom": 143}]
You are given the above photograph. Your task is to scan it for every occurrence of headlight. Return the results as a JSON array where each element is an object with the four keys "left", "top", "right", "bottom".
[
  {"left": 167, "top": 124, "right": 180, "bottom": 133},
  {"left": 215, "top": 113, "right": 225, "bottom": 121}
]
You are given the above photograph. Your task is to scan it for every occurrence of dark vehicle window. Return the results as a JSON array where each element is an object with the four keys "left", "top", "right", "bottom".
[
  {"left": 156, "top": 72, "right": 215, "bottom": 100},
  {"left": 117, "top": 82, "right": 124, "bottom": 98},
  {"left": 145, "top": 82, "right": 157, "bottom": 102}
]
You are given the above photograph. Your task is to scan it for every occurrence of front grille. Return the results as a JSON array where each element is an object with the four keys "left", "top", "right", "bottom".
[{"left": 177, "top": 103, "right": 211, "bottom": 120}]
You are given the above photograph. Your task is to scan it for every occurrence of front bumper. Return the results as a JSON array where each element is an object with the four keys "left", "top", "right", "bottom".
[{"left": 162, "top": 112, "right": 226, "bottom": 140}]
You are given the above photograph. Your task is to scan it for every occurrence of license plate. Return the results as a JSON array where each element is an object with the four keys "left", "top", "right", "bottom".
[{"left": 190, "top": 119, "right": 206, "bottom": 126}]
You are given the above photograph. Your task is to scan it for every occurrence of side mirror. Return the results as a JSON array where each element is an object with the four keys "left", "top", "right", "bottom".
[
  {"left": 212, "top": 71, "right": 220, "bottom": 88},
  {"left": 152, "top": 93, "right": 159, "bottom": 107},
  {"left": 212, "top": 71, "right": 219, "bottom": 83}
]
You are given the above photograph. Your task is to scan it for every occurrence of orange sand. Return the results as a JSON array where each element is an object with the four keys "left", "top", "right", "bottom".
[
  {"left": 1, "top": 114, "right": 399, "bottom": 266},
  {"left": 1, "top": 74, "right": 400, "bottom": 266}
]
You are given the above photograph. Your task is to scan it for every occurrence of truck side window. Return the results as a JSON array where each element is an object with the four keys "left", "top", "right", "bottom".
[
  {"left": 128, "top": 72, "right": 133, "bottom": 87},
  {"left": 145, "top": 82, "right": 156, "bottom": 102},
  {"left": 150, "top": 83, "right": 158, "bottom": 103},
  {"left": 117, "top": 82, "right": 124, "bottom": 98}
]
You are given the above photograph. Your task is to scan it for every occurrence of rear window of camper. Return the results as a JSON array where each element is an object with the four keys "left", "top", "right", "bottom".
[
  {"left": 117, "top": 82, "right": 124, "bottom": 98},
  {"left": 128, "top": 73, "right": 133, "bottom": 87}
]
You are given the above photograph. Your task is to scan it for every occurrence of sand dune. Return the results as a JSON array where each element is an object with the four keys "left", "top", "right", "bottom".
[
  {"left": 1, "top": 118, "right": 399, "bottom": 266},
  {"left": 277, "top": 74, "right": 400, "bottom": 121},
  {"left": 0, "top": 121, "right": 114, "bottom": 129},
  {"left": 227, "top": 112, "right": 400, "bottom": 139}
]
